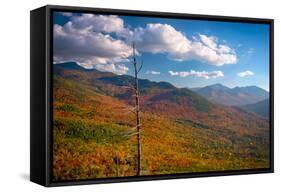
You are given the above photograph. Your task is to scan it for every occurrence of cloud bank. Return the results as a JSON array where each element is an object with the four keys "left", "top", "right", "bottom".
[
  {"left": 53, "top": 18, "right": 132, "bottom": 75},
  {"left": 168, "top": 70, "right": 224, "bottom": 79},
  {"left": 54, "top": 13, "right": 238, "bottom": 75},
  {"left": 132, "top": 24, "right": 237, "bottom": 66}
]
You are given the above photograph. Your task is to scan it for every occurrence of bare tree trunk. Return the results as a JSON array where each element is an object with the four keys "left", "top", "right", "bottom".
[
  {"left": 114, "top": 157, "right": 120, "bottom": 177},
  {"left": 132, "top": 43, "right": 142, "bottom": 176}
]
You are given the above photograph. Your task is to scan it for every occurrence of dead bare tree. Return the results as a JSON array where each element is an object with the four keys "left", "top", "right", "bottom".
[
  {"left": 131, "top": 42, "right": 143, "bottom": 176},
  {"left": 115, "top": 43, "right": 143, "bottom": 176}
]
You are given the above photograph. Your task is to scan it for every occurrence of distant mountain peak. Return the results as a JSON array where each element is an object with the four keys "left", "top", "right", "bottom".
[
  {"left": 211, "top": 83, "right": 226, "bottom": 87},
  {"left": 232, "top": 85, "right": 267, "bottom": 91},
  {"left": 206, "top": 83, "right": 230, "bottom": 90},
  {"left": 55, "top": 61, "right": 81, "bottom": 68},
  {"left": 54, "top": 62, "right": 97, "bottom": 72}
]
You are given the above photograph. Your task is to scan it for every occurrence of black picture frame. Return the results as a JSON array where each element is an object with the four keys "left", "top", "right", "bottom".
[{"left": 30, "top": 4, "right": 274, "bottom": 187}]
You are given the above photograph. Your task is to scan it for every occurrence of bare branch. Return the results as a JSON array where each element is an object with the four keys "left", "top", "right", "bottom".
[
  {"left": 117, "top": 106, "right": 137, "bottom": 115},
  {"left": 137, "top": 60, "right": 143, "bottom": 74},
  {"left": 122, "top": 131, "right": 139, "bottom": 138},
  {"left": 129, "top": 125, "right": 141, "bottom": 131},
  {"left": 127, "top": 81, "right": 136, "bottom": 89}
]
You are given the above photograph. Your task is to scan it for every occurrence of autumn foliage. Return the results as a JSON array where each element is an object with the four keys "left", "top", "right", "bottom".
[{"left": 52, "top": 64, "right": 270, "bottom": 181}]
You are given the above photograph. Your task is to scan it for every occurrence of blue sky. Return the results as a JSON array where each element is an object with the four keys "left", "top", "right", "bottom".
[{"left": 53, "top": 12, "right": 270, "bottom": 91}]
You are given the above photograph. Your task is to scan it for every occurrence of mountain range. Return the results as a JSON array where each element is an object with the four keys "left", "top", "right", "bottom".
[
  {"left": 191, "top": 83, "right": 269, "bottom": 106},
  {"left": 54, "top": 62, "right": 269, "bottom": 118},
  {"left": 52, "top": 62, "right": 270, "bottom": 180}
]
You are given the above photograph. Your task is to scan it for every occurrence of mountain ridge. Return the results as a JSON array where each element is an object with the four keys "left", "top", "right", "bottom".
[
  {"left": 191, "top": 83, "right": 268, "bottom": 106},
  {"left": 242, "top": 98, "right": 269, "bottom": 118},
  {"left": 53, "top": 62, "right": 214, "bottom": 114},
  {"left": 55, "top": 62, "right": 268, "bottom": 98}
]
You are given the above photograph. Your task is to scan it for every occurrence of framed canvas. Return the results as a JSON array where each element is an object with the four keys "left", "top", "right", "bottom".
[{"left": 30, "top": 5, "right": 274, "bottom": 187}]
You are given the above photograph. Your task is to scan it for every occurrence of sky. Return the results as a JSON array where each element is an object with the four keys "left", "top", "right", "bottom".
[{"left": 53, "top": 11, "right": 270, "bottom": 91}]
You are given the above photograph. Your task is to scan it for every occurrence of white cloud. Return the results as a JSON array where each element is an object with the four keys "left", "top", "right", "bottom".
[
  {"left": 168, "top": 70, "right": 224, "bottom": 79},
  {"left": 53, "top": 13, "right": 238, "bottom": 75},
  {"left": 168, "top": 70, "right": 189, "bottom": 77},
  {"left": 133, "top": 23, "right": 192, "bottom": 55},
  {"left": 132, "top": 24, "right": 237, "bottom": 66},
  {"left": 53, "top": 20, "right": 132, "bottom": 75},
  {"left": 237, "top": 70, "right": 254, "bottom": 77},
  {"left": 70, "top": 14, "right": 125, "bottom": 33},
  {"left": 199, "top": 34, "right": 217, "bottom": 50},
  {"left": 217, "top": 44, "right": 232, "bottom": 53},
  {"left": 95, "top": 63, "right": 128, "bottom": 75},
  {"left": 190, "top": 40, "right": 236, "bottom": 66},
  {"left": 145, "top": 70, "right": 161, "bottom": 75}
]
